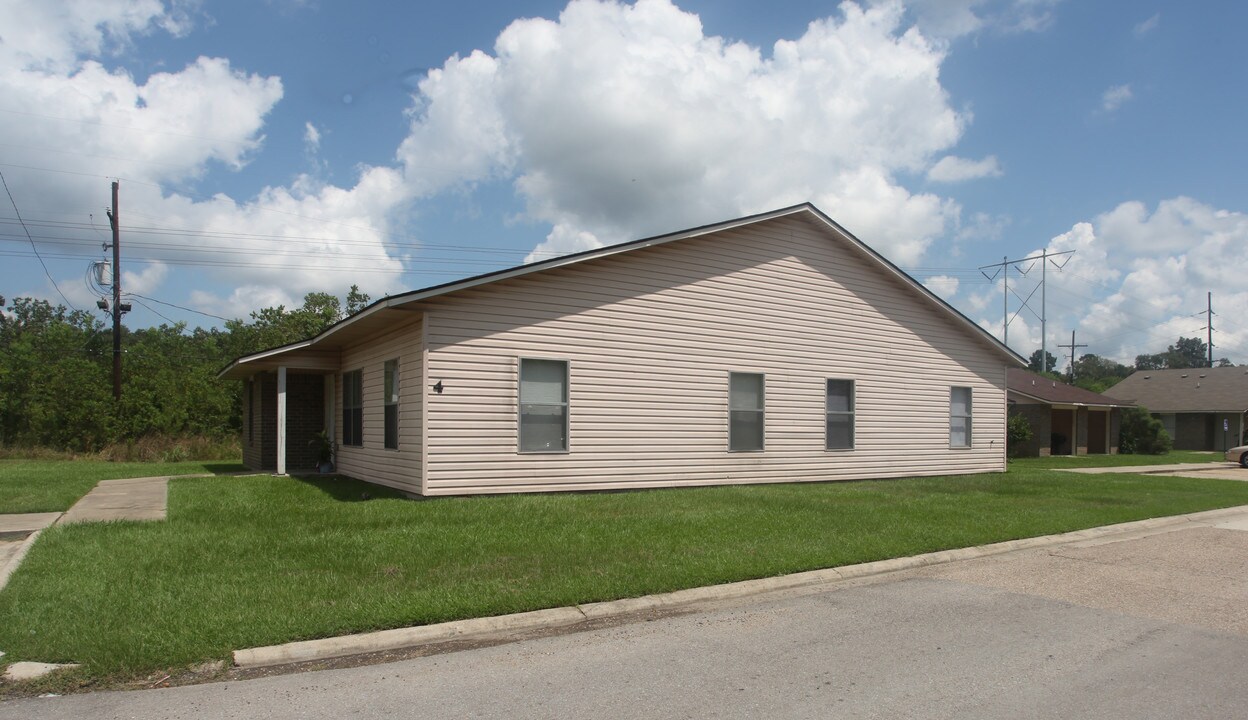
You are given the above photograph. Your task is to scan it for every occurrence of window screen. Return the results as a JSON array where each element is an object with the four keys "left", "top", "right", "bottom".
[
  {"left": 950, "top": 387, "right": 972, "bottom": 448},
  {"left": 384, "top": 359, "right": 399, "bottom": 450},
  {"left": 826, "top": 379, "right": 854, "bottom": 450},
  {"left": 342, "top": 370, "right": 363, "bottom": 447},
  {"left": 519, "top": 359, "right": 568, "bottom": 452},
  {"left": 729, "top": 372, "right": 765, "bottom": 451}
]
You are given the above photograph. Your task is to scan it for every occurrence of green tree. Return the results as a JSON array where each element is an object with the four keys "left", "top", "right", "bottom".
[
  {"left": 345, "top": 284, "right": 371, "bottom": 316},
  {"left": 1006, "top": 412, "right": 1034, "bottom": 458},
  {"left": 1028, "top": 349, "right": 1058, "bottom": 374},
  {"left": 1135, "top": 336, "right": 1210, "bottom": 371},
  {"left": 1119, "top": 407, "right": 1172, "bottom": 455},
  {"left": 1072, "top": 354, "right": 1132, "bottom": 392}
]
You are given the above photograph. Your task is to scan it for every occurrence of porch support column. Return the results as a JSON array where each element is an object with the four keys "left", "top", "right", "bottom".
[{"left": 276, "top": 366, "right": 288, "bottom": 475}]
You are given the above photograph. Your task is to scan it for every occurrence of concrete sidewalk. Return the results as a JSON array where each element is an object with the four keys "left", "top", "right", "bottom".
[
  {"left": 58, "top": 476, "right": 169, "bottom": 524},
  {"left": 0, "top": 476, "right": 171, "bottom": 592},
  {"left": 1062, "top": 462, "right": 1248, "bottom": 481},
  {"left": 0, "top": 513, "right": 62, "bottom": 592}
]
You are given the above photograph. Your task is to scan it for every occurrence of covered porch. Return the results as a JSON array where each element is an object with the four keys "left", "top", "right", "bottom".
[{"left": 222, "top": 345, "right": 341, "bottom": 474}]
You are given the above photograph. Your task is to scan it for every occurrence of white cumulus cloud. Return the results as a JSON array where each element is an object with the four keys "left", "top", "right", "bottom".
[
  {"left": 2, "top": 0, "right": 412, "bottom": 317},
  {"left": 398, "top": 0, "right": 974, "bottom": 265},
  {"left": 1101, "top": 84, "right": 1133, "bottom": 112},
  {"left": 970, "top": 198, "right": 1248, "bottom": 365},
  {"left": 927, "top": 155, "right": 1003, "bottom": 182}
]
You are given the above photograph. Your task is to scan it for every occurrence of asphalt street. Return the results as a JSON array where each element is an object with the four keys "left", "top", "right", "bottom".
[{"left": 3, "top": 519, "right": 1248, "bottom": 719}]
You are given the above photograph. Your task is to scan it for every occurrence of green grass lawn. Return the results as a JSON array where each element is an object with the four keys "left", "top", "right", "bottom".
[
  {"left": 0, "top": 460, "right": 246, "bottom": 514},
  {"left": 1009, "top": 450, "right": 1219, "bottom": 470},
  {"left": 2, "top": 460, "right": 1248, "bottom": 690}
]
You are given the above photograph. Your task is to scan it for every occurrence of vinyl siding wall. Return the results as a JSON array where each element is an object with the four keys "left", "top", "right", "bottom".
[
  {"left": 335, "top": 315, "right": 423, "bottom": 493},
  {"left": 420, "top": 214, "right": 1008, "bottom": 495}
]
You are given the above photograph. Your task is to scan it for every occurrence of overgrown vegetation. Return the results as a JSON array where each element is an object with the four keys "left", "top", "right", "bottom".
[
  {"left": 0, "top": 288, "right": 368, "bottom": 452},
  {"left": 1118, "top": 406, "right": 1173, "bottom": 455},
  {"left": 2, "top": 467, "right": 1247, "bottom": 691},
  {"left": 1006, "top": 412, "right": 1033, "bottom": 457}
]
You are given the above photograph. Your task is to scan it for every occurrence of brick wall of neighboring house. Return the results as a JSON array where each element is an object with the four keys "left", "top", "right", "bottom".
[
  {"left": 285, "top": 373, "right": 325, "bottom": 472},
  {"left": 242, "top": 378, "right": 261, "bottom": 470},
  {"left": 240, "top": 374, "right": 280, "bottom": 471},
  {"left": 1008, "top": 403, "right": 1050, "bottom": 457},
  {"left": 1172, "top": 413, "right": 1212, "bottom": 451}
]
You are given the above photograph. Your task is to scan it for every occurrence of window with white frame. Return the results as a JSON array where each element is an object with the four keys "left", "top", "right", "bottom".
[
  {"left": 519, "top": 358, "right": 568, "bottom": 452},
  {"left": 342, "top": 369, "right": 363, "bottom": 447},
  {"left": 384, "top": 359, "right": 399, "bottom": 450},
  {"left": 950, "top": 387, "right": 972, "bottom": 448},
  {"left": 729, "top": 372, "right": 765, "bottom": 452},
  {"left": 826, "top": 379, "right": 854, "bottom": 450}
]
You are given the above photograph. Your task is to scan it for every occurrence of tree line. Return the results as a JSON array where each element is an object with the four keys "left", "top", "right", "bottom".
[
  {"left": 1, "top": 288, "right": 1236, "bottom": 452},
  {"left": 1028, "top": 336, "right": 1234, "bottom": 393},
  {"left": 0, "top": 287, "right": 369, "bottom": 451}
]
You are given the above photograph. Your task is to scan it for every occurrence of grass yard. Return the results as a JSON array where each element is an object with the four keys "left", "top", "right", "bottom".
[
  {"left": 2, "top": 460, "right": 1248, "bottom": 690},
  {"left": 0, "top": 460, "right": 246, "bottom": 514},
  {"left": 1010, "top": 450, "right": 1218, "bottom": 470}
]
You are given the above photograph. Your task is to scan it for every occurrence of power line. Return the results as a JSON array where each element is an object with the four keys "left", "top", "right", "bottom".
[
  {"left": 129, "top": 296, "right": 179, "bottom": 326},
  {"left": 124, "top": 292, "right": 231, "bottom": 323},
  {"left": 0, "top": 167, "right": 78, "bottom": 311}
]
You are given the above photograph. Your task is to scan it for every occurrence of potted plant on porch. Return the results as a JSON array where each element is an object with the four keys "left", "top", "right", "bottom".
[{"left": 310, "top": 430, "right": 336, "bottom": 474}]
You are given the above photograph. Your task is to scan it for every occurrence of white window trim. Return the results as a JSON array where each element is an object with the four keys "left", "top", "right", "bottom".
[
  {"left": 826, "top": 378, "right": 855, "bottom": 451},
  {"left": 517, "top": 357, "right": 570, "bottom": 454},
  {"left": 728, "top": 371, "right": 766, "bottom": 452},
  {"left": 950, "top": 386, "right": 972, "bottom": 449},
  {"left": 383, "top": 358, "right": 399, "bottom": 451},
  {"left": 342, "top": 369, "right": 363, "bottom": 448}
]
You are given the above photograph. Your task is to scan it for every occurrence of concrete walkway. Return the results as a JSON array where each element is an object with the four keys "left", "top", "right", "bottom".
[
  {"left": 0, "top": 513, "right": 62, "bottom": 592},
  {"left": 0, "top": 476, "right": 170, "bottom": 593},
  {"left": 1062, "top": 461, "right": 1248, "bottom": 481},
  {"left": 59, "top": 476, "right": 169, "bottom": 524}
]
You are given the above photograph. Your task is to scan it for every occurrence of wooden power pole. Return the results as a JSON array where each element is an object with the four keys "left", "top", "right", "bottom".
[{"left": 107, "top": 181, "right": 121, "bottom": 401}]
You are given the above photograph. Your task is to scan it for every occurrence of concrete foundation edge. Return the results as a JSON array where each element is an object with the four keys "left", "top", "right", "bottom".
[{"left": 232, "top": 504, "right": 1248, "bottom": 669}]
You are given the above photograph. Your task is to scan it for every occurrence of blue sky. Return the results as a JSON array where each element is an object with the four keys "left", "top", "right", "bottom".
[{"left": 1, "top": 0, "right": 1245, "bottom": 366}]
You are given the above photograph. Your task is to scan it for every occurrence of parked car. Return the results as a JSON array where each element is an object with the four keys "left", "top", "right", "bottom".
[{"left": 1227, "top": 445, "right": 1248, "bottom": 468}]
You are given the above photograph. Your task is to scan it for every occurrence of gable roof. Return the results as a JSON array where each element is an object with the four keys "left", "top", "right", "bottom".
[
  {"left": 220, "top": 203, "right": 1026, "bottom": 379},
  {"left": 1007, "top": 368, "right": 1133, "bottom": 408},
  {"left": 1102, "top": 366, "right": 1248, "bottom": 413}
]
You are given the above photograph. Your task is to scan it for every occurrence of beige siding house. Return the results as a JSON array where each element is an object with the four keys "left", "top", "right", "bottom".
[{"left": 221, "top": 204, "right": 1025, "bottom": 496}]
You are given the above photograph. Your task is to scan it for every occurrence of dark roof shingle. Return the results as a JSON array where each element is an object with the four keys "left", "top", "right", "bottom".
[
  {"left": 1102, "top": 366, "right": 1248, "bottom": 412},
  {"left": 1007, "top": 368, "right": 1133, "bottom": 407}
]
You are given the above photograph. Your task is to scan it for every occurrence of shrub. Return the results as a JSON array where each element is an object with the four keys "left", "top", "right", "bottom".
[
  {"left": 1119, "top": 407, "right": 1172, "bottom": 455},
  {"left": 1006, "top": 412, "right": 1034, "bottom": 457}
]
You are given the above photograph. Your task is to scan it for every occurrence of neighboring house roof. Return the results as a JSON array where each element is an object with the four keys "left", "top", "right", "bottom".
[
  {"left": 1006, "top": 368, "right": 1133, "bottom": 408},
  {"left": 1102, "top": 366, "right": 1248, "bottom": 413},
  {"left": 219, "top": 203, "right": 1027, "bottom": 379}
]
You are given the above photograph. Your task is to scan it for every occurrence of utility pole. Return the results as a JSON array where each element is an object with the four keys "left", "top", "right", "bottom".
[
  {"left": 979, "top": 249, "right": 1074, "bottom": 355},
  {"left": 106, "top": 181, "right": 121, "bottom": 401},
  {"left": 1002, "top": 256, "right": 1008, "bottom": 347},
  {"left": 1207, "top": 292, "right": 1214, "bottom": 368},
  {"left": 1058, "top": 330, "right": 1087, "bottom": 382}
]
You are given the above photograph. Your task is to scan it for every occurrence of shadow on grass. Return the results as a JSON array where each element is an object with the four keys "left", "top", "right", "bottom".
[
  {"left": 202, "top": 462, "right": 248, "bottom": 474},
  {"left": 290, "top": 474, "right": 409, "bottom": 503}
]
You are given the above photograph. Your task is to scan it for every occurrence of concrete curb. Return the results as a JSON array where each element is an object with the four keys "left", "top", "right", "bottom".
[{"left": 232, "top": 503, "right": 1248, "bottom": 669}]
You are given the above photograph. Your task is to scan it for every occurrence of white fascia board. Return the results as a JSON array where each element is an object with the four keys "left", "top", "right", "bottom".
[{"left": 217, "top": 340, "right": 314, "bottom": 379}]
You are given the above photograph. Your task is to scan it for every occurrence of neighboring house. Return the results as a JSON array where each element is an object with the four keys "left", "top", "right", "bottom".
[
  {"left": 1006, "top": 368, "right": 1132, "bottom": 456},
  {"left": 1103, "top": 367, "right": 1248, "bottom": 451},
  {"left": 220, "top": 204, "right": 1026, "bottom": 497}
]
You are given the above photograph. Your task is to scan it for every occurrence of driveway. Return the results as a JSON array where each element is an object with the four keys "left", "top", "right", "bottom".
[{"left": 4, "top": 509, "right": 1248, "bottom": 719}]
